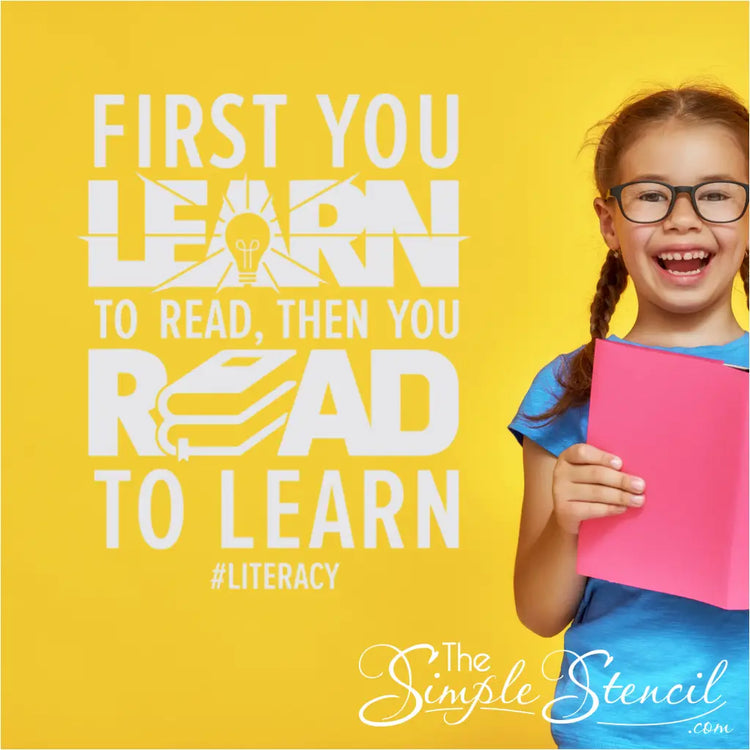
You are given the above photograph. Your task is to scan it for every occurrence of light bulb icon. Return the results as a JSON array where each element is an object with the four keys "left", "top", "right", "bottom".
[{"left": 225, "top": 212, "right": 271, "bottom": 285}]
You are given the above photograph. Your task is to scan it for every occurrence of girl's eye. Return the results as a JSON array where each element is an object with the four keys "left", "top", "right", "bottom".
[
  {"left": 638, "top": 191, "right": 668, "bottom": 202},
  {"left": 700, "top": 192, "right": 729, "bottom": 201}
]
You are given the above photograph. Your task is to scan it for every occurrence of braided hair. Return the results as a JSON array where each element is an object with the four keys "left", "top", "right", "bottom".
[{"left": 531, "top": 83, "right": 750, "bottom": 424}]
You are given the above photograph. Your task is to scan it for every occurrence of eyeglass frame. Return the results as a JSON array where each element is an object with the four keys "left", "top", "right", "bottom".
[{"left": 605, "top": 180, "right": 750, "bottom": 224}]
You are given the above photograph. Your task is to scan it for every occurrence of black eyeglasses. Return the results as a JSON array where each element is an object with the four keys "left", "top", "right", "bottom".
[{"left": 605, "top": 180, "right": 749, "bottom": 224}]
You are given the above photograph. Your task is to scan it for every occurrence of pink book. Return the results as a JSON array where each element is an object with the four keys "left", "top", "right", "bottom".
[{"left": 577, "top": 338, "right": 749, "bottom": 610}]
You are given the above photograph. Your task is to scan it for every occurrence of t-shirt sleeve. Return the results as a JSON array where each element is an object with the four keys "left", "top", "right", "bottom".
[{"left": 508, "top": 353, "right": 587, "bottom": 457}]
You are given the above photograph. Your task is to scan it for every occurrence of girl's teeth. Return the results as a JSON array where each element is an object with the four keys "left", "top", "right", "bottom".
[
  {"left": 658, "top": 250, "right": 708, "bottom": 261},
  {"left": 667, "top": 268, "right": 703, "bottom": 275}
]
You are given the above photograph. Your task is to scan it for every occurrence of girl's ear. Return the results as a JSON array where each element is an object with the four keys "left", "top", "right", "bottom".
[{"left": 593, "top": 197, "right": 619, "bottom": 251}]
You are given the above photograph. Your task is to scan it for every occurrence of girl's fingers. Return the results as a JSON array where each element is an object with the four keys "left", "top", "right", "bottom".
[
  {"left": 561, "top": 443, "right": 624, "bottom": 470},
  {"left": 570, "top": 500, "right": 630, "bottom": 519},
  {"left": 565, "top": 482, "right": 645, "bottom": 507},
  {"left": 569, "top": 464, "right": 646, "bottom": 495}
]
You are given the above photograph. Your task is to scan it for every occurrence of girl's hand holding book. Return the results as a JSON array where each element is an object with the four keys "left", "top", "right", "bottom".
[{"left": 552, "top": 443, "right": 646, "bottom": 535}]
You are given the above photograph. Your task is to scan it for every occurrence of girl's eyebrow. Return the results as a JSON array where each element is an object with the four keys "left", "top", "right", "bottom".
[{"left": 631, "top": 173, "right": 739, "bottom": 182}]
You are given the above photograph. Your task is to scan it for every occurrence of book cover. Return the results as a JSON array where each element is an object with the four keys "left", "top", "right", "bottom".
[{"left": 579, "top": 338, "right": 749, "bottom": 610}]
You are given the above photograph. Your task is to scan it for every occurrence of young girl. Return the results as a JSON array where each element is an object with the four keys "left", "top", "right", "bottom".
[{"left": 508, "top": 85, "right": 749, "bottom": 749}]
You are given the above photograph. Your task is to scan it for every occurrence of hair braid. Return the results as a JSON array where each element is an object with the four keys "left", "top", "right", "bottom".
[
  {"left": 590, "top": 249, "right": 629, "bottom": 339},
  {"left": 528, "top": 250, "right": 629, "bottom": 423}
]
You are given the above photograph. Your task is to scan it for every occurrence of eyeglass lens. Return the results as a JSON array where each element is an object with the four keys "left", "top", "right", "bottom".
[{"left": 620, "top": 182, "right": 746, "bottom": 223}]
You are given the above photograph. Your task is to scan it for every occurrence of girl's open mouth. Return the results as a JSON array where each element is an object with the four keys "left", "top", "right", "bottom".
[{"left": 654, "top": 250, "right": 714, "bottom": 276}]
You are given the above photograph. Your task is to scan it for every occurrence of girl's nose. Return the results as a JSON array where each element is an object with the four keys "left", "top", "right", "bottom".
[{"left": 664, "top": 193, "right": 702, "bottom": 228}]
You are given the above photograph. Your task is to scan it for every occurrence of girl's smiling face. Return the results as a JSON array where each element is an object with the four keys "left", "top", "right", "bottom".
[{"left": 594, "top": 121, "right": 748, "bottom": 318}]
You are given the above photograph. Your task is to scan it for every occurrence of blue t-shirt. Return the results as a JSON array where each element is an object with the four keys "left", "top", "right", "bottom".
[{"left": 509, "top": 332, "right": 749, "bottom": 750}]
